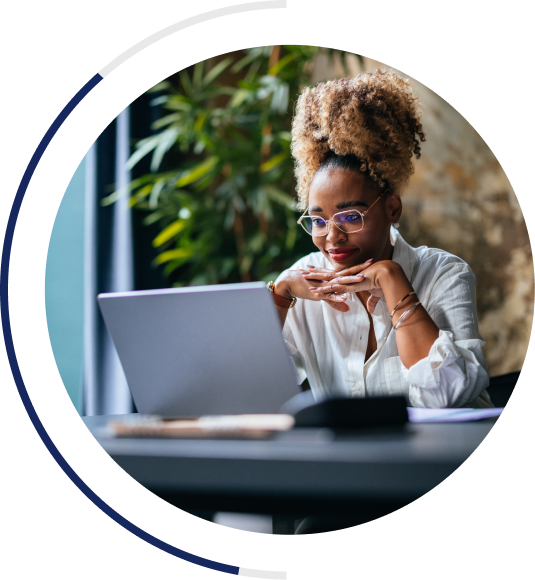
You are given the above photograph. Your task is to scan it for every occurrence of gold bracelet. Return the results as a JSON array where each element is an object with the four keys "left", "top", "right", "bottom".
[
  {"left": 267, "top": 281, "right": 297, "bottom": 309},
  {"left": 393, "top": 301, "right": 421, "bottom": 330},
  {"left": 390, "top": 291, "right": 417, "bottom": 319}
]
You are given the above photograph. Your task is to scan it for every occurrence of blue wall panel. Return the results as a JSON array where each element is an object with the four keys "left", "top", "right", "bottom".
[{"left": 45, "top": 159, "right": 85, "bottom": 412}]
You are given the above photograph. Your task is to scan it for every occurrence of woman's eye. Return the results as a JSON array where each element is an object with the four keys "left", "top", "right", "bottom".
[
  {"left": 312, "top": 218, "right": 326, "bottom": 226},
  {"left": 341, "top": 213, "right": 361, "bottom": 222}
]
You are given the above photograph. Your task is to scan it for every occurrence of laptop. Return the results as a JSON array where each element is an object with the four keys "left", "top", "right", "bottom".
[{"left": 97, "top": 282, "right": 300, "bottom": 417}]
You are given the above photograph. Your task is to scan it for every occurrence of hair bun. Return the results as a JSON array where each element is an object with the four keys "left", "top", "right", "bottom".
[{"left": 291, "top": 70, "right": 425, "bottom": 209}]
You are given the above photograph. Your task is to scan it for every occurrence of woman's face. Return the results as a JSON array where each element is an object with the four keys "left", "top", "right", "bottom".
[{"left": 307, "top": 167, "right": 402, "bottom": 271}]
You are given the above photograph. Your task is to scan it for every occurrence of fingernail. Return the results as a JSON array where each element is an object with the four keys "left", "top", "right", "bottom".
[
  {"left": 365, "top": 259, "right": 373, "bottom": 264},
  {"left": 307, "top": 265, "right": 315, "bottom": 269},
  {"left": 308, "top": 287, "right": 317, "bottom": 290}
]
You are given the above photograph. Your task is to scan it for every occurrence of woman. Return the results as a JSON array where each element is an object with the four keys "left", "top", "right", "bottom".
[{"left": 270, "top": 70, "right": 492, "bottom": 409}]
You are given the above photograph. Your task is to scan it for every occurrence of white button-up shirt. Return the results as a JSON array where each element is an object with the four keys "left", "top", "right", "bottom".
[{"left": 280, "top": 227, "right": 492, "bottom": 408}]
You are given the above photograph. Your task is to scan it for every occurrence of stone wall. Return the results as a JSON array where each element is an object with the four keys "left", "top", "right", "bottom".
[{"left": 312, "top": 54, "right": 533, "bottom": 376}]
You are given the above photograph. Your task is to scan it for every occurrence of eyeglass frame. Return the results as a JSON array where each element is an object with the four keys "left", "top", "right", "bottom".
[{"left": 297, "top": 192, "right": 386, "bottom": 236}]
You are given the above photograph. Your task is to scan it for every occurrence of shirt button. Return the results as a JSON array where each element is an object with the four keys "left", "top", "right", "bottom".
[{"left": 356, "top": 382, "right": 362, "bottom": 391}]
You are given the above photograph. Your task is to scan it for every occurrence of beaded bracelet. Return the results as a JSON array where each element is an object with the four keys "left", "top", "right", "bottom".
[
  {"left": 393, "top": 301, "right": 421, "bottom": 331},
  {"left": 390, "top": 291, "right": 416, "bottom": 319}
]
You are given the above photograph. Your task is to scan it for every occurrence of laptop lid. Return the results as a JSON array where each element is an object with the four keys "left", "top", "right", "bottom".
[{"left": 97, "top": 282, "right": 300, "bottom": 417}]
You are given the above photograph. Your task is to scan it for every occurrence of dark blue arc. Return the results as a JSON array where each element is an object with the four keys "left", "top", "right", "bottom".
[{"left": 0, "top": 74, "right": 239, "bottom": 576}]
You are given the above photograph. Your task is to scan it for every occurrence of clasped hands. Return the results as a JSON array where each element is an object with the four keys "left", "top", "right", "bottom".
[{"left": 301, "top": 260, "right": 384, "bottom": 314}]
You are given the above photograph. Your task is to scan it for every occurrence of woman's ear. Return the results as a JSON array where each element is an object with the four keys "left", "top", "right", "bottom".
[{"left": 388, "top": 193, "right": 402, "bottom": 225}]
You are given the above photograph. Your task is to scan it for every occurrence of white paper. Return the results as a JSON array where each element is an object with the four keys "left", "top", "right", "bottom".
[{"left": 407, "top": 407, "right": 503, "bottom": 423}]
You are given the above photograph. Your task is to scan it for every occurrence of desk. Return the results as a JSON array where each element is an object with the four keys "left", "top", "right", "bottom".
[{"left": 83, "top": 414, "right": 496, "bottom": 522}]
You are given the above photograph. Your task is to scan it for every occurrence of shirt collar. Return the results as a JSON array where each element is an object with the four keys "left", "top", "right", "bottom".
[{"left": 390, "top": 226, "right": 417, "bottom": 283}]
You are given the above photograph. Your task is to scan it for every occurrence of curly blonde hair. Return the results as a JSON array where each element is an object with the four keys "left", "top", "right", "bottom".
[{"left": 291, "top": 69, "right": 425, "bottom": 209}]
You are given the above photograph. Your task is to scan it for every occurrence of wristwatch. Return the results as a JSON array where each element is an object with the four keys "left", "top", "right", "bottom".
[{"left": 267, "top": 281, "right": 297, "bottom": 309}]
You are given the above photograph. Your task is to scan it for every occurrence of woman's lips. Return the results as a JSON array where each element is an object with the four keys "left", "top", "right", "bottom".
[{"left": 327, "top": 248, "right": 357, "bottom": 262}]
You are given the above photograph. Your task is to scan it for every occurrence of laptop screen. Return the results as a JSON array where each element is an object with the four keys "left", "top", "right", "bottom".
[{"left": 98, "top": 282, "right": 300, "bottom": 417}]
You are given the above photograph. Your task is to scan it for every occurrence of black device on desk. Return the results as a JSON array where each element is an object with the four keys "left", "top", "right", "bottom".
[{"left": 283, "top": 392, "right": 409, "bottom": 429}]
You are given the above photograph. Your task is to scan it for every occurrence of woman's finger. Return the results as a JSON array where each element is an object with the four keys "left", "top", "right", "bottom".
[
  {"left": 305, "top": 279, "right": 326, "bottom": 288},
  {"left": 305, "top": 266, "right": 336, "bottom": 274},
  {"left": 308, "top": 276, "right": 364, "bottom": 294},
  {"left": 309, "top": 285, "right": 352, "bottom": 294},
  {"left": 367, "top": 294, "right": 381, "bottom": 314},
  {"left": 336, "top": 258, "right": 373, "bottom": 277},
  {"left": 302, "top": 271, "right": 336, "bottom": 281},
  {"left": 322, "top": 298, "right": 350, "bottom": 313},
  {"left": 328, "top": 274, "right": 365, "bottom": 285}
]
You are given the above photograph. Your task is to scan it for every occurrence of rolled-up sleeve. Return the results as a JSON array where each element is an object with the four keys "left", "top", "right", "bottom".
[
  {"left": 401, "top": 330, "right": 491, "bottom": 407},
  {"left": 400, "top": 260, "right": 491, "bottom": 408}
]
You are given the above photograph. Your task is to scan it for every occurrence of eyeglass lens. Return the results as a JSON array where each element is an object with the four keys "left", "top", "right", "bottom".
[{"left": 301, "top": 211, "right": 363, "bottom": 235}]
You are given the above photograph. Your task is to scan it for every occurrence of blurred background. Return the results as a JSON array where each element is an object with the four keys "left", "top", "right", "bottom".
[{"left": 45, "top": 45, "right": 533, "bottom": 418}]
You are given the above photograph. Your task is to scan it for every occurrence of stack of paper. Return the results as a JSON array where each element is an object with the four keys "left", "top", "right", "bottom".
[{"left": 407, "top": 407, "right": 503, "bottom": 423}]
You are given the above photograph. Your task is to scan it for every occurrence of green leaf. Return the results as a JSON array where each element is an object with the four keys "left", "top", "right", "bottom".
[
  {"left": 179, "top": 69, "right": 194, "bottom": 97},
  {"left": 164, "top": 256, "right": 191, "bottom": 277},
  {"left": 176, "top": 156, "right": 219, "bottom": 188},
  {"left": 194, "top": 112, "right": 207, "bottom": 132},
  {"left": 126, "top": 135, "right": 161, "bottom": 170},
  {"left": 164, "top": 98, "right": 193, "bottom": 112},
  {"left": 202, "top": 57, "right": 233, "bottom": 87},
  {"left": 267, "top": 53, "right": 296, "bottom": 76},
  {"left": 150, "top": 127, "right": 181, "bottom": 172},
  {"left": 282, "top": 44, "right": 301, "bottom": 52},
  {"left": 148, "top": 178, "right": 166, "bottom": 209},
  {"left": 270, "top": 82, "right": 289, "bottom": 114},
  {"left": 143, "top": 210, "right": 164, "bottom": 226},
  {"left": 193, "top": 61, "right": 204, "bottom": 88},
  {"left": 150, "top": 95, "right": 170, "bottom": 106},
  {"left": 153, "top": 220, "right": 187, "bottom": 247},
  {"left": 231, "top": 52, "right": 258, "bottom": 73},
  {"left": 148, "top": 81, "right": 172, "bottom": 93},
  {"left": 249, "top": 231, "right": 266, "bottom": 253},
  {"left": 101, "top": 175, "right": 155, "bottom": 206},
  {"left": 130, "top": 184, "right": 153, "bottom": 206},
  {"left": 260, "top": 152, "right": 287, "bottom": 173},
  {"left": 151, "top": 112, "right": 181, "bottom": 130},
  {"left": 229, "top": 88, "right": 250, "bottom": 108},
  {"left": 260, "top": 185, "right": 296, "bottom": 209},
  {"left": 150, "top": 128, "right": 179, "bottom": 172},
  {"left": 237, "top": 79, "right": 260, "bottom": 90},
  {"left": 154, "top": 247, "right": 192, "bottom": 265},
  {"left": 240, "top": 254, "right": 253, "bottom": 275}
]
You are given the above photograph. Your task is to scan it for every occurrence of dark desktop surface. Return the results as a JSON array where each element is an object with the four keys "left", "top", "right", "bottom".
[{"left": 83, "top": 413, "right": 496, "bottom": 517}]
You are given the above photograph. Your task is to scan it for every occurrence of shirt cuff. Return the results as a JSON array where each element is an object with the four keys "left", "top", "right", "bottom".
[{"left": 401, "top": 330, "right": 466, "bottom": 389}]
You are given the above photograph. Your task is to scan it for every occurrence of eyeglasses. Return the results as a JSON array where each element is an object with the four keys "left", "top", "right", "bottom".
[{"left": 297, "top": 193, "right": 384, "bottom": 236}]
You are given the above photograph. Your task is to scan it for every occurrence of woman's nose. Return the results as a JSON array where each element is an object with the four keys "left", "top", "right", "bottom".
[{"left": 325, "top": 220, "right": 347, "bottom": 243}]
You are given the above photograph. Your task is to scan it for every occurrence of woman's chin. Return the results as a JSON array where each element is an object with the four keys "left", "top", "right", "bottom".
[
  {"left": 324, "top": 252, "right": 362, "bottom": 270},
  {"left": 327, "top": 257, "right": 357, "bottom": 271}
]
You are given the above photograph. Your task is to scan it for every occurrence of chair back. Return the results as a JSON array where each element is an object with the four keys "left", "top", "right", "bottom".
[{"left": 487, "top": 371, "right": 520, "bottom": 407}]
